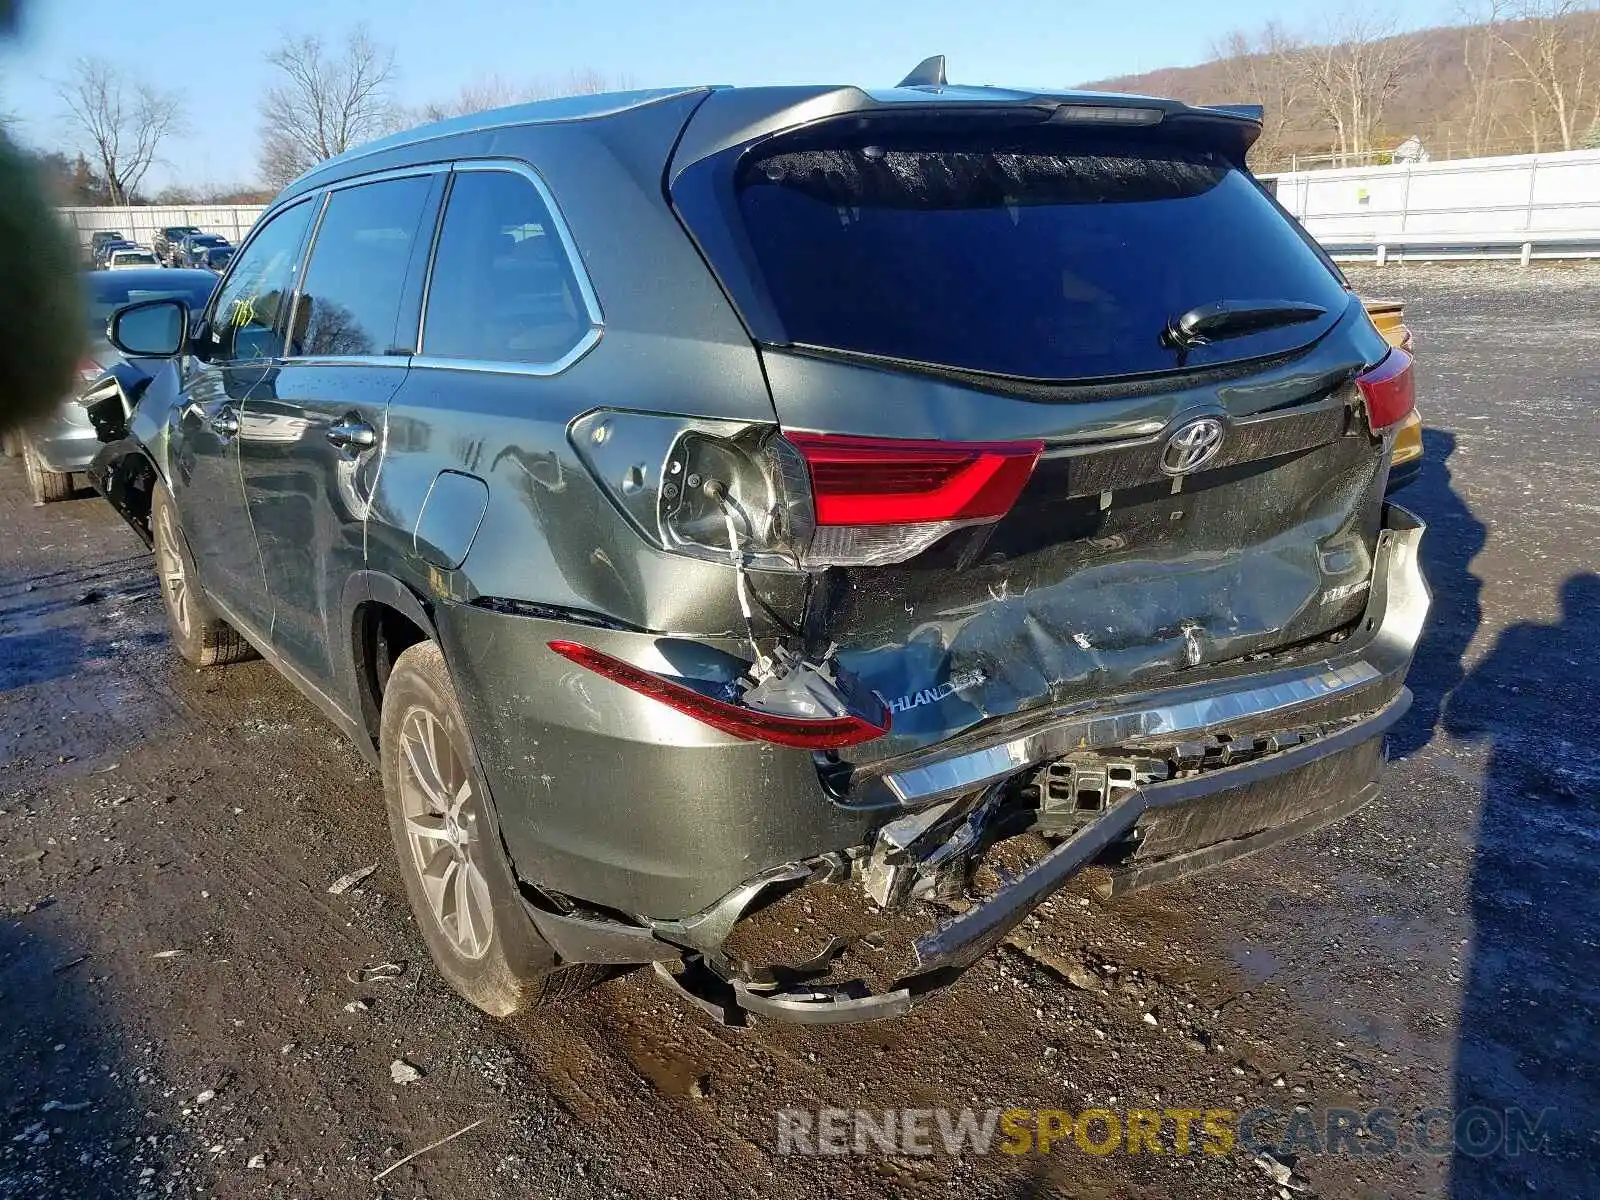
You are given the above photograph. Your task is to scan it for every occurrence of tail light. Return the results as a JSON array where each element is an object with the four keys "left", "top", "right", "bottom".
[
  {"left": 547, "top": 640, "right": 889, "bottom": 748},
  {"left": 779, "top": 433, "right": 1042, "bottom": 567},
  {"left": 1356, "top": 348, "right": 1415, "bottom": 432}
]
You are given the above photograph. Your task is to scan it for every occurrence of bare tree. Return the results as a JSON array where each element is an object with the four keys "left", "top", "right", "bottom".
[
  {"left": 1495, "top": 0, "right": 1600, "bottom": 151},
  {"left": 56, "top": 58, "right": 184, "bottom": 204},
  {"left": 1298, "top": 9, "right": 1418, "bottom": 162},
  {"left": 258, "top": 26, "right": 397, "bottom": 189},
  {"left": 1456, "top": 0, "right": 1515, "bottom": 155},
  {"left": 1209, "top": 22, "right": 1307, "bottom": 168}
]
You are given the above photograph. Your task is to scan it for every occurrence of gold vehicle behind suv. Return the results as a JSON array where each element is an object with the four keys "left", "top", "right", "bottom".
[{"left": 1365, "top": 298, "right": 1422, "bottom": 490}]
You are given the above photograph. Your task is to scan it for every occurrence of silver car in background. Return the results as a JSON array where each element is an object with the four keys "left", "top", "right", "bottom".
[{"left": 7, "top": 268, "right": 217, "bottom": 503}]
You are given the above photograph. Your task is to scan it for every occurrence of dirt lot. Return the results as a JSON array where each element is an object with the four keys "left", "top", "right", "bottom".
[{"left": 2, "top": 264, "right": 1597, "bottom": 1200}]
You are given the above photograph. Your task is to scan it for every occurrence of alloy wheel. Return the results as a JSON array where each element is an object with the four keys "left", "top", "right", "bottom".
[
  {"left": 397, "top": 706, "right": 495, "bottom": 960},
  {"left": 154, "top": 503, "right": 192, "bottom": 640}
]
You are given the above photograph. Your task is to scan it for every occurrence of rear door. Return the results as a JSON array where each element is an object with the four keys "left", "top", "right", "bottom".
[
  {"left": 237, "top": 169, "right": 443, "bottom": 704},
  {"left": 171, "top": 199, "right": 317, "bottom": 635},
  {"left": 672, "top": 103, "right": 1401, "bottom": 761}
]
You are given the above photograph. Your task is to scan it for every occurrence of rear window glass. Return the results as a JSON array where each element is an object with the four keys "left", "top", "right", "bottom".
[{"left": 731, "top": 129, "right": 1349, "bottom": 380}]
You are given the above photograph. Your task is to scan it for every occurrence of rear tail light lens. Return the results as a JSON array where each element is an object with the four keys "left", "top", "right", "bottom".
[
  {"left": 775, "top": 432, "right": 1042, "bottom": 567},
  {"left": 547, "top": 640, "right": 889, "bottom": 749},
  {"left": 783, "top": 434, "right": 1043, "bottom": 525},
  {"left": 1356, "top": 348, "right": 1415, "bottom": 432}
]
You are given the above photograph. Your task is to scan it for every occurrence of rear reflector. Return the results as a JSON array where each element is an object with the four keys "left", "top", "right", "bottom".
[
  {"left": 784, "top": 433, "right": 1043, "bottom": 526},
  {"left": 547, "top": 640, "right": 890, "bottom": 749},
  {"left": 1356, "top": 348, "right": 1415, "bottom": 431}
]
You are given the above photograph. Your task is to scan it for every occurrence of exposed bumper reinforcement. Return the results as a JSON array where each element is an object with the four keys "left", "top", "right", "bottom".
[{"left": 652, "top": 688, "right": 1410, "bottom": 1024}]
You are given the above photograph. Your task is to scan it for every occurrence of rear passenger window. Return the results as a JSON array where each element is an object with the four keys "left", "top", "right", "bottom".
[
  {"left": 422, "top": 169, "right": 592, "bottom": 366},
  {"left": 293, "top": 176, "right": 434, "bottom": 358}
]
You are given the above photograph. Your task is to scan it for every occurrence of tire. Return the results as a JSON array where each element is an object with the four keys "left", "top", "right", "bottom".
[
  {"left": 380, "top": 640, "right": 603, "bottom": 1016},
  {"left": 151, "top": 485, "right": 255, "bottom": 667},
  {"left": 22, "top": 439, "right": 74, "bottom": 503}
]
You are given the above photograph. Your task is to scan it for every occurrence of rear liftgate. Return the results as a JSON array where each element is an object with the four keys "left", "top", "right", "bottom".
[{"left": 544, "top": 89, "right": 1425, "bottom": 1023}]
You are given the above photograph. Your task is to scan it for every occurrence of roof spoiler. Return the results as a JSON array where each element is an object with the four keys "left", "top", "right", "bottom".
[{"left": 1203, "top": 103, "right": 1265, "bottom": 123}]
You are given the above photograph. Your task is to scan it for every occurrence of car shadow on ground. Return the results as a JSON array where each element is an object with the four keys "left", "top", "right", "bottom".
[
  {"left": 1388, "top": 428, "right": 1485, "bottom": 760},
  {"left": 1444, "top": 572, "right": 1600, "bottom": 1198},
  {"left": 0, "top": 915, "right": 166, "bottom": 1198}
]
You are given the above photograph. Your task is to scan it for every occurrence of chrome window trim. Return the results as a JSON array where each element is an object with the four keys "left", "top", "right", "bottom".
[
  {"left": 321, "top": 162, "right": 453, "bottom": 191},
  {"left": 414, "top": 158, "right": 604, "bottom": 377},
  {"left": 273, "top": 355, "right": 411, "bottom": 368},
  {"left": 410, "top": 329, "right": 603, "bottom": 379}
]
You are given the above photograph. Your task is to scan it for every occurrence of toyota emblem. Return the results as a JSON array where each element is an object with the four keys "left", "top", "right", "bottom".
[{"left": 1160, "top": 416, "right": 1226, "bottom": 476}]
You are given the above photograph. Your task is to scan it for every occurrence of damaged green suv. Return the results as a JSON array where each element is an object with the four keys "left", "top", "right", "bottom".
[{"left": 88, "top": 62, "right": 1428, "bottom": 1024}]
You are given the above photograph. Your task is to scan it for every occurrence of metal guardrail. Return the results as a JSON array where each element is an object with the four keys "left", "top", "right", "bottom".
[{"left": 1323, "top": 230, "right": 1600, "bottom": 265}]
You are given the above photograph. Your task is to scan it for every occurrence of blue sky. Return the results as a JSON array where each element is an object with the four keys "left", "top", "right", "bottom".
[{"left": 2, "top": 0, "right": 1452, "bottom": 189}]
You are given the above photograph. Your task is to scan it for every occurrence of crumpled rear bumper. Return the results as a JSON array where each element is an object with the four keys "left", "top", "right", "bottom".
[{"left": 651, "top": 503, "right": 1429, "bottom": 1024}]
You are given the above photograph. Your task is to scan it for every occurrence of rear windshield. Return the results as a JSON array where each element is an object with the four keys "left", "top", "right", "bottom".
[{"left": 728, "top": 127, "right": 1349, "bottom": 380}]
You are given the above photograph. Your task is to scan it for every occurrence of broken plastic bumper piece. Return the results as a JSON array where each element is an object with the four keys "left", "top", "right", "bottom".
[{"left": 651, "top": 688, "right": 1411, "bottom": 1025}]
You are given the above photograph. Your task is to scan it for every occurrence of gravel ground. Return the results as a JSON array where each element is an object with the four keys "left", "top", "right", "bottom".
[{"left": 1, "top": 263, "right": 1596, "bottom": 1199}]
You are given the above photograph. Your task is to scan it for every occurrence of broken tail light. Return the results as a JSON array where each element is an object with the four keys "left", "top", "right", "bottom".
[
  {"left": 577, "top": 411, "right": 1043, "bottom": 570},
  {"left": 1356, "top": 348, "right": 1415, "bottom": 432},
  {"left": 547, "top": 640, "right": 889, "bottom": 749}
]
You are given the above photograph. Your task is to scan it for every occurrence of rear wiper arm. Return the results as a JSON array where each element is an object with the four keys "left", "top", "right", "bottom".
[{"left": 1163, "top": 300, "right": 1329, "bottom": 352}]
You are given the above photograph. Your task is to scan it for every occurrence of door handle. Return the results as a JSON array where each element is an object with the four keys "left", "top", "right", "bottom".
[
  {"left": 326, "top": 420, "right": 377, "bottom": 450},
  {"left": 209, "top": 408, "right": 239, "bottom": 437}
]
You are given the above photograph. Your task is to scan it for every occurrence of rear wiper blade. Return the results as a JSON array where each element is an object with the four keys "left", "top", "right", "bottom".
[{"left": 1163, "top": 300, "right": 1329, "bottom": 351}]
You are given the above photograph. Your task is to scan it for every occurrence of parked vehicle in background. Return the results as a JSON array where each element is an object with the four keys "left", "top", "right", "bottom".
[
  {"left": 92, "top": 238, "right": 139, "bottom": 270},
  {"left": 86, "top": 230, "right": 129, "bottom": 267},
  {"left": 87, "top": 72, "right": 1427, "bottom": 1024},
  {"left": 196, "top": 244, "right": 234, "bottom": 273},
  {"left": 176, "top": 232, "right": 231, "bottom": 268},
  {"left": 12, "top": 268, "right": 217, "bottom": 504},
  {"left": 107, "top": 248, "right": 162, "bottom": 270},
  {"left": 154, "top": 225, "right": 203, "bottom": 266}
]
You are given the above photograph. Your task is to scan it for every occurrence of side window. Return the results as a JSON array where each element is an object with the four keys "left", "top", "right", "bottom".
[
  {"left": 422, "top": 169, "right": 593, "bottom": 366},
  {"left": 292, "top": 175, "right": 435, "bottom": 358},
  {"left": 208, "top": 201, "right": 314, "bottom": 363}
]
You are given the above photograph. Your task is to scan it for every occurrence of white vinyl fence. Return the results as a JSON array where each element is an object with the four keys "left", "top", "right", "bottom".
[
  {"left": 59, "top": 204, "right": 267, "bottom": 255},
  {"left": 1263, "top": 148, "right": 1600, "bottom": 264}
]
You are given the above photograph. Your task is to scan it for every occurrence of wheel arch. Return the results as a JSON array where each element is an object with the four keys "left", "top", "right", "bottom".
[{"left": 343, "top": 571, "right": 440, "bottom": 754}]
